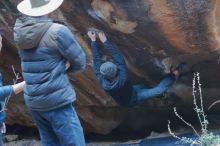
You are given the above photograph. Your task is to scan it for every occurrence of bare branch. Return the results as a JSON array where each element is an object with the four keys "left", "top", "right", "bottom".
[
  {"left": 1, "top": 65, "right": 21, "bottom": 112},
  {"left": 208, "top": 100, "right": 220, "bottom": 110}
]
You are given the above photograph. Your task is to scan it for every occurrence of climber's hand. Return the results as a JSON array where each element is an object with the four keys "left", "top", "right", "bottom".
[
  {"left": 87, "top": 31, "right": 96, "bottom": 42},
  {"left": 98, "top": 32, "right": 107, "bottom": 43}
]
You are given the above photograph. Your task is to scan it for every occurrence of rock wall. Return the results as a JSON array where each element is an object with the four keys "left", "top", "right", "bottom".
[{"left": 0, "top": 0, "right": 220, "bottom": 134}]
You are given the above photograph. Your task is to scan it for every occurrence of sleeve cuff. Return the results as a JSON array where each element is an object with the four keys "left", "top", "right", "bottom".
[
  {"left": 91, "top": 41, "right": 97, "bottom": 45},
  {"left": 103, "top": 40, "right": 110, "bottom": 45}
]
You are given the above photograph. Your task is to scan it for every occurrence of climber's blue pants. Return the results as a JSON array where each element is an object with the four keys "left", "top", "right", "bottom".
[
  {"left": 30, "top": 104, "right": 85, "bottom": 146},
  {"left": 132, "top": 74, "right": 176, "bottom": 105}
]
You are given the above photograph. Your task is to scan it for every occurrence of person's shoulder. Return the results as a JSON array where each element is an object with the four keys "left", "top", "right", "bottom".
[
  {"left": 49, "top": 23, "right": 73, "bottom": 40},
  {"left": 42, "top": 23, "right": 69, "bottom": 41},
  {"left": 48, "top": 23, "right": 66, "bottom": 34},
  {"left": 39, "top": 23, "right": 67, "bottom": 48}
]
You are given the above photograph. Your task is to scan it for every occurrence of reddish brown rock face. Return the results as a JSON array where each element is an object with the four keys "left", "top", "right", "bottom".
[{"left": 0, "top": 0, "right": 220, "bottom": 134}]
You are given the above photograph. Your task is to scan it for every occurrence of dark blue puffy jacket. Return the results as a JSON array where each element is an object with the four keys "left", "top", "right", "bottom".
[{"left": 14, "top": 17, "right": 86, "bottom": 111}]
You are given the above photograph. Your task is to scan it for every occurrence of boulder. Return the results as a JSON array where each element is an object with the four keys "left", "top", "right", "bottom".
[{"left": 0, "top": 0, "right": 220, "bottom": 134}]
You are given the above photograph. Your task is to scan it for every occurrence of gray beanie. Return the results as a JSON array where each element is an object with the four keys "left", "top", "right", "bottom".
[{"left": 100, "top": 62, "right": 118, "bottom": 79}]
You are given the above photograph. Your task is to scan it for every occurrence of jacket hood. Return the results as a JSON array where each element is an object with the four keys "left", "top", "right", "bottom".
[{"left": 14, "top": 16, "right": 53, "bottom": 49}]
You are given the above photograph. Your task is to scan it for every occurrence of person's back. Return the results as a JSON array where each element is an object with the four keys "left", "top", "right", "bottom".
[
  {"left": 99, "top": 71, "right": 133, "bottom": 106},
  {"left": 14, "top": 12, "right": 86, "bottom": 145},
  {"left": 14, "top": 16, "right": 85, "bottom": 111}
]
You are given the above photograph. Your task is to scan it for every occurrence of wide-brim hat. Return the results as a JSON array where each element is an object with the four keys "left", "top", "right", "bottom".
[{"left": 17, "top": 0, "right": 64, "bottom": 17}]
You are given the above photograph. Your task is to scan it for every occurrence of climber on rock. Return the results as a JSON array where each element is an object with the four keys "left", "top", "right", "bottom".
[
  {"left": 0, "top": 33, "right": 25, "bottom": 146},
  {"left": 88, "top": 30, "right": 185, "bottom": 106}
]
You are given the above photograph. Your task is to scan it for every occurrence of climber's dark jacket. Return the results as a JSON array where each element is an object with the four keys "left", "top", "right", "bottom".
[{"left": 91, "top": 41, "right": 133, "bottom": 106}]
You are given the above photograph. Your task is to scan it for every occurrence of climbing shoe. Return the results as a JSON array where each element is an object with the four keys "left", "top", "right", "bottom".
[{"left": 170, "top": 62, "right": 186, "bottom": 80}]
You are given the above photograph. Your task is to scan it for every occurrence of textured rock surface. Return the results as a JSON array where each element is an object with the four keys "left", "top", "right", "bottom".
[{"left": 0, "top": 0, "right": 220, "bottom": 134}]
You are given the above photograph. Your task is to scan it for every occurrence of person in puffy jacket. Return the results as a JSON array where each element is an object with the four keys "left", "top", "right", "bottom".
[
  {"left": 0, "top": 33, "right": 25, "bottom": 146},
  {"left": 88, "top": 31, "right": 184, "bottom": 106},
  {"left": 14, "top": 0, "right": 86, "bottom": 146}
]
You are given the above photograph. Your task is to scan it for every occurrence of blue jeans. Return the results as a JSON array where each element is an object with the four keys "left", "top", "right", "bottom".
[
  {"left": 30, "top": 104, "right": 85, "bottom": 146},
  {"left": 132, "top": 74, "right": 175, "bottom": 105}
]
